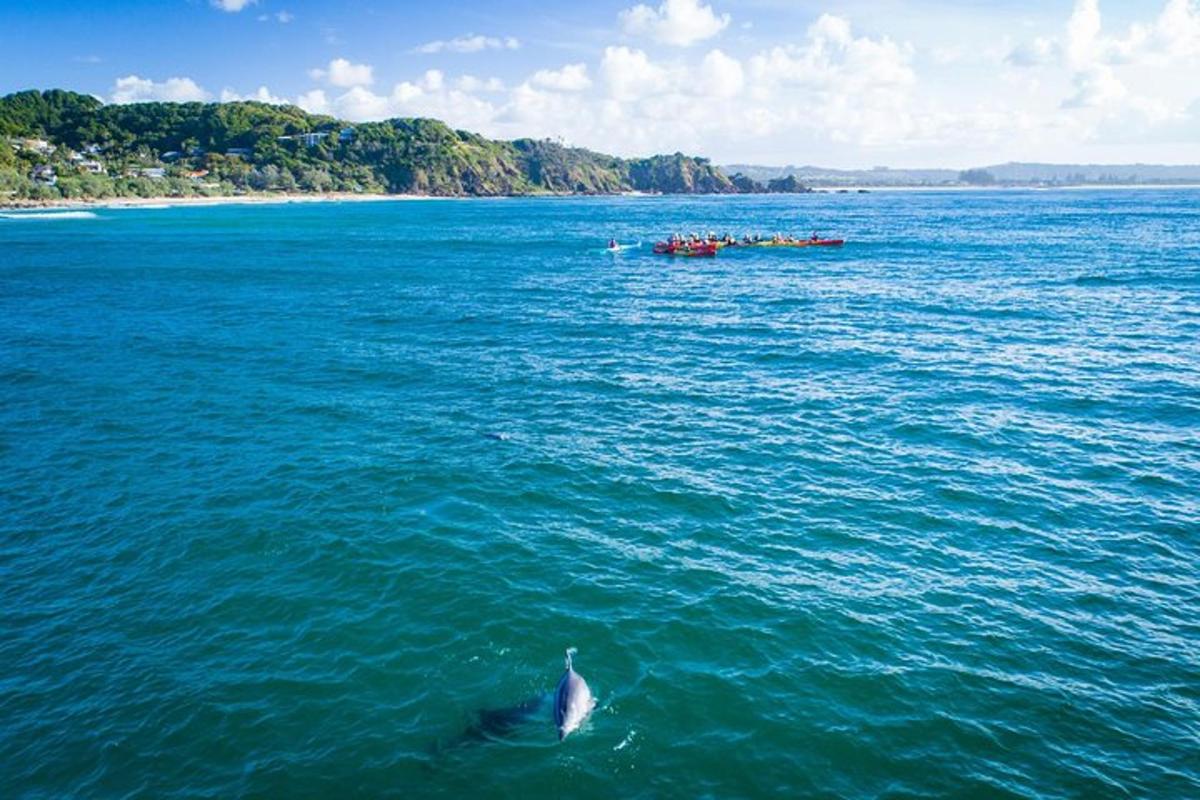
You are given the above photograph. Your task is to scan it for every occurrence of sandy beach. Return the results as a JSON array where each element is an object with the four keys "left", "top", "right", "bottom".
[{"left": 0, "top": 192, "right": 437, "bottom": 211}]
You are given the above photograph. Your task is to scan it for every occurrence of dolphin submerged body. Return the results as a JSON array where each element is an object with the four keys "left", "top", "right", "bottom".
[{"left": 554, "top": 648, "right": 596, "bottom": 741}]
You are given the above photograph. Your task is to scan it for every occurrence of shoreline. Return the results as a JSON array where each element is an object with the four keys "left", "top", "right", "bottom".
[
  {"left": 0, "top": 192, "right": 437, "bottom": 211},
  {"left": 4, "top": 183, "right": 1200, "bottom": 212}
]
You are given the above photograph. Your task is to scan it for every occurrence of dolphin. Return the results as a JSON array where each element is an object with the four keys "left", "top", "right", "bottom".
[{"left": 554, "top": 648, "right": 596, "bottom": 741}]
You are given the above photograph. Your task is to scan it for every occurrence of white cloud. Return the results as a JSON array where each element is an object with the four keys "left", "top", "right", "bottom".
[
  {"left": 530, "top": 63, "right": 592, "bottom": 91},
  {"left": 317, "top": 80, "right": 500, "bottom": 132},
  {"left": 619, "top": 0, "right": 730, "bottom": 46},
  {"left": 600, "top": 46, "right": 678, "bottom": 100},
  {"left": 333, "top": 85, "right": 395, "bottom": 120},
  {"left": 1066, "top": 0, "right": 1103, "bottom": 69},
  {"left": 1062, "top": 64, "right": 1128, "bottom": 109},
  {"left": 748, "top": 14, "right": 914, "bottom": 95},
  {"left": 296, "top": 89, "right": 330, "bottom": 114},
  {"left": 257, "top": 10, "right": 293, "bottom": 23},
  {"left": 131, "top": 1, "right": 1198, "bottom": 167},
  {"left": 220, "top": 86, "right": 289, "bottom": 105},
  {"left": 456, "top": 75, "right": 505, "bottom": 92},
  {"left": 697, "top": 49, "right": 742, "bottom": 98},
  {"left": 1005, "top": 0, "right": 1200, "bottom": 116},
  {"left": 110, "top": 75, "right": 211, "bottom": 104},
  {"left": 1006, "top": 37, "right": 1059, "bottom": 67},
  {"left": 211, "top": 0, "right": 255, "bottom": 11},
  {"left": 413, "top": 34, "right": 520, "bottom": 54},
  {"left": 308, "top": 58, "right": 374, "bottom": 88}
]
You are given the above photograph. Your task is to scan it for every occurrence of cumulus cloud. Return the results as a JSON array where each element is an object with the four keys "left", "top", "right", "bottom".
[
  {"left": 697, "top": 49, "right": 743, "bottom": 98},
  {"left": 153, "top": 1, "right": 1199, "bottom": 166},
  {"left": 748, "top": 15, "right": 914, "bottom": 95},
  {"left": 413, "top": 34, "right": 520, "bottom": 54},
  {"left": 600, "top": 46, "right": 678, "bottom": 100},
  {"left": 456, "top": 75, "right": 505, "bottom": 92},
  {"left": 619, "top": 0, "right": 730, "bottom": 46},
  {"left": 530, "top": 63, "right": 592, "bottom": 91},
  {"left": 211, "top": 0, "right": 255, "bottom": 11},
  {"left": 110, "top": 75, "right": 211, "bottom": 104},
  {"left": 296, "top": 89, "right": 330, "bottom": 114},
  {"left": 311, "top": 78, "right": 500, "bottom": 134},
  {"left": 1005, "top": 0, "right": 1200, "bottom": 115},
  {"left": 1062, "top": 64, "right": 1128, "bottom": 108},
  {"left": 220, "top": 86, "right": 289, "bottom": 105},
  {"left": 309, "top": 58, "right": 374, "bottom": 87},
  {"left": 1006, "top": 37, "right": 1059, "bottom": 67}
]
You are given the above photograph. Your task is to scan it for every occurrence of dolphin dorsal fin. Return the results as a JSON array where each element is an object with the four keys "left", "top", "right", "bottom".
[{"left": 564, "top": 647, "right": 577, "bottom": 671}]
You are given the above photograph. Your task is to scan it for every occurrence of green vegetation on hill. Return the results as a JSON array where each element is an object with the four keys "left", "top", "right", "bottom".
[{"left": 1, "top": 89, "right": 780, "bottom": 202}]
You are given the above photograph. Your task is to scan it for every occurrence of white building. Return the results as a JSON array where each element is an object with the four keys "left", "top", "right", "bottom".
[{"left": 31, "top": 165, "right": 57, "bottom": 185}]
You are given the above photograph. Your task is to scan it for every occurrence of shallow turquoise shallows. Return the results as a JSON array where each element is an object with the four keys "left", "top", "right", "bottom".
[{"left": 2, "top": 192, "right": 1198, "bottom": 799}]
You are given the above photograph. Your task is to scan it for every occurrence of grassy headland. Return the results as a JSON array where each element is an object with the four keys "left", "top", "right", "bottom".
[{"left": 1, "top": 89, "right": 804, "bottom": 205}]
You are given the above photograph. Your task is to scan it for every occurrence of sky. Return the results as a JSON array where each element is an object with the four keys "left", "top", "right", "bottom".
[{"left": 1, "top": 0, "right": 1198, "bottom": 168}]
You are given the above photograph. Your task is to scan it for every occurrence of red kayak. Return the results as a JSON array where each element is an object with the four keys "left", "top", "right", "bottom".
[{"left": 653, "top": 241, "right": 718, "bottom": 257}]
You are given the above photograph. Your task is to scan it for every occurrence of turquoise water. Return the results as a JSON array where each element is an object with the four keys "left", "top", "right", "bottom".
[{"left": 1, "top": 191, "right": 1198, "bottom": 798}]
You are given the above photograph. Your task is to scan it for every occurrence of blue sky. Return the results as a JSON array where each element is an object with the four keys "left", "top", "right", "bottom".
[{"left": 2, "top": 0, "right": 1198, "bottom": 167}]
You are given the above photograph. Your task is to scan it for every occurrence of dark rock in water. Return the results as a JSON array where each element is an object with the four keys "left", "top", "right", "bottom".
[
  {"left": 765, "top": 175, "right": 813, "bottom": 194},
  {"left": 729, "top": 172, "right": 765, "bottom": 193}
]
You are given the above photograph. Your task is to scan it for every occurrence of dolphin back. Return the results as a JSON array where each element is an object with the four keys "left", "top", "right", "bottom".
[{"left": 554, "top": 650, "right": 595, "bottom": 741}]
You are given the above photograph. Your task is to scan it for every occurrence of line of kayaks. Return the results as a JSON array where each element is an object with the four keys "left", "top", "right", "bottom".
[{"left": 651, "top": 237, "right": 845, "bottom": 256}]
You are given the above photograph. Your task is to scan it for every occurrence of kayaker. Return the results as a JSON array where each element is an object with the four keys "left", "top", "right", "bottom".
[{"left": 608, "top": 238, "right": 618, "bottom": 250}]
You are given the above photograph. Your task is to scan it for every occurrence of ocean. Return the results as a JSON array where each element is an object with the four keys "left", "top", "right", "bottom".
[{"left": 1, "top": 191, "right": 1198, "bottom": 798}]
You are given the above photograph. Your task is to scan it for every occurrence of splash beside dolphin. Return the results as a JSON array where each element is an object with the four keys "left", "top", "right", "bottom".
[{"left": 554, "top": 648, "right": 596, "bottom": 741}]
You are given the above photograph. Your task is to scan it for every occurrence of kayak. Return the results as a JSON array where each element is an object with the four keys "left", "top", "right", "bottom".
[
  {"left": 747, "top": 239, "right": 845, "bottom": 248},
  {"left": 653, "top": 241, "right": 718, "bottom": 257},
  {"left": 605, "top": 241, "right": 639, "bottom": 253}
]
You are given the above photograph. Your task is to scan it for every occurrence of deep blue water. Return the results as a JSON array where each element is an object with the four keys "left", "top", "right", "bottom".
[{"left": 1, "top": 191, "right": 1198, "bottom": 799}]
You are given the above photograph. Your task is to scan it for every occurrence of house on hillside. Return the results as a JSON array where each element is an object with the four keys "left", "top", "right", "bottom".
[
  {"left": 226, "top": 148, "right": 252, "bottom": 157},
  {"left": 339, "top": 127, "right": 355, "bottom": 142},
  {"left": 21, "top": 138, "right": 56, "bottom": 155},
  {"left": 279, "top": 133, "right": 329, "bottom": 147},
  {"left": 31, "top": 165, "right": 57, "bottom": 185},
  {"left": 140, "top": 167, "right": 166, "bottom": 179},
  {"left": 79, "top": 160, "right": 105, "bottom": 174}
]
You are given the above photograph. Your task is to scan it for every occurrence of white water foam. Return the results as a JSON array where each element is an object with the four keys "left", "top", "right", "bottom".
[{"left": 0, "top": 211, "right": 99, "bottom": 220}]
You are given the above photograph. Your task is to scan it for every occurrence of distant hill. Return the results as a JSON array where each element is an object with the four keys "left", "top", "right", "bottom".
[
  {"left": 723, "top": 164, "right": 958, "bottom": 186},
  {"left": 0, "top": 89, "right": 792, "bottom": 203},
  {"left": 978, "top": 162, "right": 1200, "bottom": 184},
  {"left": 722, "top": 161, "right": 1200, "bottom": 187}
]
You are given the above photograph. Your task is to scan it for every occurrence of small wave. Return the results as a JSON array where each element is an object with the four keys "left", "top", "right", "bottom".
[
  {"left": 1073, "top": 274, "right": 1121, "bottom": 286},
  {"left": 0, "top": 210, "right": 99, "bottom": 220},
  {"left": 107, "top": 203, "right": 171, "bottom": 210}
]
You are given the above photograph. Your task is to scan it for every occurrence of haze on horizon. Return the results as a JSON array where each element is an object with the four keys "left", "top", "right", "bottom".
[{"left": 1, "top": 0, "right": 1198, "bottom": 170}]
